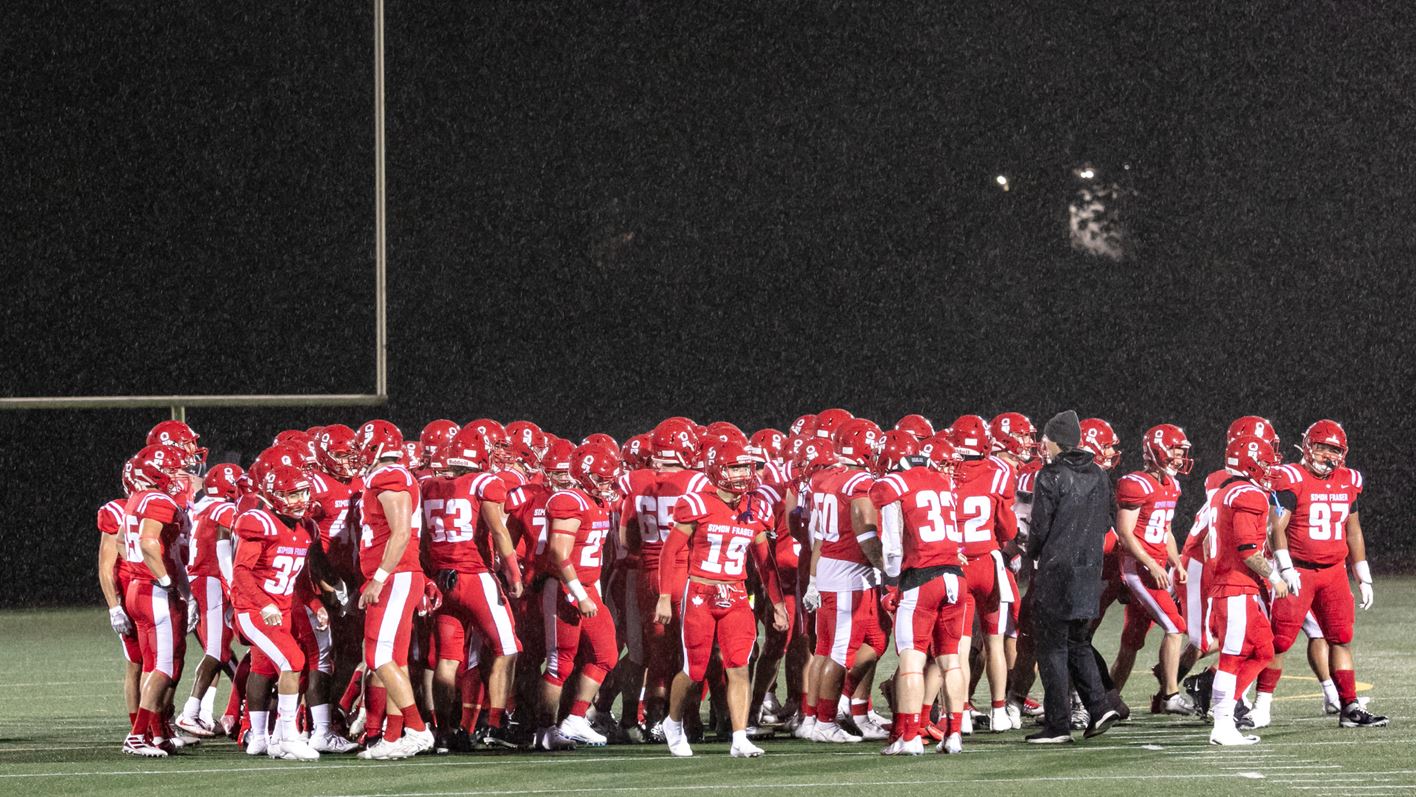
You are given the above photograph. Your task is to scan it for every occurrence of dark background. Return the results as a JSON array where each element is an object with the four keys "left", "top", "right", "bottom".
[{"left": 3, "top": 2, "right": 1413, "bottom": 606}]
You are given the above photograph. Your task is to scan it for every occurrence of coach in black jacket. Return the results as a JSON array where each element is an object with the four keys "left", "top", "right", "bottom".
[{"left": 1024, "top": 410, "right": 1120, "bottom": 743}]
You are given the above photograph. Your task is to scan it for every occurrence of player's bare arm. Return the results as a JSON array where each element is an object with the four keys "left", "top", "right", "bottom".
[{"left": 549, "top": 517, "right": 595, "bottom": 617}]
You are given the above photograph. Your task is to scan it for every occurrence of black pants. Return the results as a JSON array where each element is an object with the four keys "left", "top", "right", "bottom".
[{"left": 1035, "top": 613, "right": 1110, "bottom": 733}]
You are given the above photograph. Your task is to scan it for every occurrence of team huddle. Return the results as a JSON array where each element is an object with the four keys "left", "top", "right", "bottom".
[{"left": 98, "top": 409, "right": 1388, "bottom": 762}]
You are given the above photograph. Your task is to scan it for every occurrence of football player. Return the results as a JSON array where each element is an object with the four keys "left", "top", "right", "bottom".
[
  {"left": 231, "top": 465, "right": 322, "bottom": 761},
  {"left": 1110, "top": 425, "right": 1192, "bottom": 713},
  {"left": 99, "top": 462, "right": 142, "bottom": 739},
  {"left": 351, "top": 421, "right": 435, "bottom": 760},
  {"left": 175, "top": 463, "right": 241, "bottom": 738},
  {"left": 1207, "top": 435, "right": 1285, "bottom": 745},
  {"left": 1255, "top": 420, "right": 1387, "bottom": 729},
  {"left": 658, "top": 443, "right": 787, "bottom": 758}
]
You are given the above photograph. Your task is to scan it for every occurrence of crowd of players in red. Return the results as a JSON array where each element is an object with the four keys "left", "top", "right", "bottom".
[{"left": 99, "top": 409, "right": 1388, "bottom": 761}]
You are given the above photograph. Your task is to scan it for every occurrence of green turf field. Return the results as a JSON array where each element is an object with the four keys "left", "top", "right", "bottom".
[{"left": 3, "top": 580, "right": 1413, "bottom": 797}]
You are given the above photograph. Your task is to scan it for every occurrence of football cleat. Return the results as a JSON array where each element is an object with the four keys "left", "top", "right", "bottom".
[
  {"left": 644, "top": 720, "right": 667, "bottom": 744},
  {"left": 1158, "top": 692, "right": 1197, "bottom": 716},
  {"left": 960, "top": 708, "right": 974, "bottom": 735},
  {"left": 481, "top": 725, "right": 519, "bottom": 750},
  {"left": 1022, "top": 696, "right": 1045, "bottom": 717},
  {"left": 1340, "top": 703, "right": 1390, "bottom": 728},
  {"left": 175, "top": 715, "right": 218, "bottom": 738},
  {"left": 730, "top": 737, "right": 765, "bottom": 758},
  {"left": 535, "top": 726, "right": 578, "bottom": 751},
  {"left": 1183, "top": 670, "right": 1215, "bottom": 716},
  {"left": 1234, "top": 701, "right": 1256, "bottom": 730},
  {"left": 268, "top": 736, "right": 321, "bottom": 761},
  {"left": 662, "top": 718, "right": 693, "bottom": 757},
  {"left": 559, "top": 715, "right": 607, "bottom": 747},
  {"left": 122, "top": 735, "right": 168, "bottom": 757},
  {"left": 245, "top": 734, "right": 269, "bottom": 757},
  {"left": 356, "top": 737, "right": 412, "bottom": 760},
  {"left": 311, "top": 732, "right": 360, "bottom": 754},
  {"left": 854, "top": 714, "right": 890, "bottom": 741},
  {"left": 792, "top": 715, "right": 817, "bottom": 739},
  {"left": 1005, "top": 701, "right": 1023, "bottom": 729},
  {"left": 938, "top": 733, "right": 963, "bottom": 754},
  {"left": 810, "top": 722, "right": 862, "bottom": 743},
  {"left": 1210, "top": 720, "right": 1260, "bottom": 746},
  {"left": 404, "top": 727, "right": 435, "bottom": 754},
  {"left": 879, "top": 738, "right": 904, "bottom": 756},
  {"left": 761, "top": 691, "right": 783, "bottom": 718},
  {"left": 989, "top": 707, "right": 1013, "bottom": 733},
  {"left": 1248, "top": 694, "right": 1272, "bottom": 729}
]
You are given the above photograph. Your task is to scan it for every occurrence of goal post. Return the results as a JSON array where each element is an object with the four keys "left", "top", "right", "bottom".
[{"left": 0, "top": 0, "right": 390, "bottom": 421}]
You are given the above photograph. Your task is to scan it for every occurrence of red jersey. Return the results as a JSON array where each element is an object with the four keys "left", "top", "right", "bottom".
[
  {"left": 231, "top": 508, "right": 313, "bottom": 613},
  {"left": 869, "top": 468, "right": 963, "bottom": 571},
  {"left": 1182, "top": 469, "right": 1229, "bottom": 562},
  {"left": 672, "top": 490, "right": 767, "bottom": 583},
  {"left": 1116, "top": 470, "right": 1182, "bottom": 564},
  {"left": 621, "top": 468, "right": 661, "bottom": 549},
  {"left": 546, "top": 487, "right": 613, "bottom": 584},
  {"left": 358, "top": 464, "right": 423, "bottom": 580},
  {"left": 1015, "top": 458, "right": 1043, "bottom": 495},
  {"left": 120, "top": 491, "right": 187, "bottom": 584},
  {"left": 809, "top": 465, "right": 876, "bottom": 564},
  {"left": 423, "top": 472, "right": 508, "bottom": 573},
  {"left": 496, "top": 469, "right": 527, "bottom": 491},
  {"left": 307, "top": 470, "right": 355, "bottom": 548},
  {"left": 506, "top": 481, "right": 553, "bottom": 572},
  {"left": 1271, "top": 463, "right": 1364, "bottom": 566},
  {"left": 99, "top": 498, "right": 125, "bottom": 537},
  {"left": 649, "top": 468, "right": 712, "bottom": 571},
  {"left": 951, "top": 456, "right": 1018, "bottom": 558},
  {"left": 1209, "top": 479, "right": 1271, "bottom": 597},
  {"left": 188, "top": 495, "right": 237, "bottom": 580},
  {"left": 751, "top": 480, "right": 795, "bottom": 564}
]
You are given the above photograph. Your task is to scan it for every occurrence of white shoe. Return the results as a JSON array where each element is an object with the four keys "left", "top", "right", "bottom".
[
  {"left": 1005, "top": 702, "right": 1023, "bottom": 729},
  {"left": 810, "top": 721, "right": 862, "bottom": 743},
  {"left": 730, "top": 738, "right": 764, "bottom": 758},
  {"left": 311, "top": 732, "right": 361, "bottom": 753},
  {"left": 880, "top": 738, "right": 903, "bottom": 756},
  {"left": 269, "top": 736, "right": 321, "bottom": 761},
  {"left": 662, "top": 719, "right": 693, "bottom": 757},
  {"left": 403, "top": 727, "right": 434, "bottom": 754},
  {"left": 357, "top": 737, "right": 412, "bottom": 760},
  {"left": 560, "top": 715, "right": 608, "bottom": 747},
  {"left": 122, "top": 735, "right": 167, "bottom": 758},
  {"left": 866, "top": 709, "right": 893, "bottom": 730},
  {"left": 938, "top": 732, "right": 963, "bottom": 754},
  {"left": 901, "top": 736, "right": 925, "bottom": 755},
  {"left": 175, "top": 715, "right": 218, "bottom": 738},
  {"left": 1249, "top": 695, "right": 1272, "bottom": 729},
  {"left": 793, "top": 716, "right": 817, "bottom": 739},
  {"left": 535, "top": 726, "right": 578, "bottom": 751},
  {"left": 1210, "top": 720, "right": 1260, "bottom": 746},
  {"left": 1323, "top": 698, "right": 1341, "bottom": 715},
  {"left": 855, "top": 714, "right": 890, "bottom": 741},
  {"left": 1162, "top": 692, "right": 1197, "bottom": 716},
  {"left": 960, "top": 710, "right": 974, "bottom": 736},
  {"left": 990, "top": 707, "right": 1013, "bottom": 733},
  {"left": 245, "top": 734, "right": 269, "bottom": 756}
]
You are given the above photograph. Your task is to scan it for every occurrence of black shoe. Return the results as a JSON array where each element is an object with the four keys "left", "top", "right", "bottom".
[
  {"left": 1340, "top": 703, "right": 1390, "bottom": 728},
  {"left": 1113, "top": 693, "right": 1131, "bottom": 722},
  {"left": 1084, "top": 709, "right": 1120, "bottom": 739},
  {"left": 1233, "top": 702, "right": 1255, "bottom": 730},
  {"left": 1025, "top": 729, "right": 1074, "bottom": 744},
  {"left": 482, "top": 724, "right": 521, "bottom": 750},
  {"left": 1183, "top": 669, "right": 1215, "bottom": 714},
  {"left": 434, "top": 729, "right": 452, "bottom": 755}
]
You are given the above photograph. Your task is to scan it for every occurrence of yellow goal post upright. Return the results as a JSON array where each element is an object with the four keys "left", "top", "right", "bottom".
[{"left": 0, "top": 0, "right": 391, "bottom": 421}]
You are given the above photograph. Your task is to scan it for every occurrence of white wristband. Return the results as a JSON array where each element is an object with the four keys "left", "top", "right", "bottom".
[
  {"left": 1267, "top": 570, "right": 1284, "bottom": 588},
  {"left": 373, "top": 568, "right": 391, "bottom": 583},
  {"left": 1354, "top": 560, "right": 1372, "bottom": 584},
  {"left": 566, "top": 578, "right": 590, "bottom": 603},
  {"left": 157, "top": 575, "right": 173, "bottom": 589},
  {"left": 1275, "top": 549, "right": 1294, "bottom": 571}
]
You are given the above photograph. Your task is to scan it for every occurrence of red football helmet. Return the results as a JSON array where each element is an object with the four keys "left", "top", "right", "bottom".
[
  {"left": 814, "top": 408, "right": 854, "bottom": 439},
  {"left": 147, "top": 420, "right": 207, "bottom": 471},
  {"left": 354, "top": 420, "right": 404, "bottom": 467},
  {"left": 506, "top": 420, "right": 548, "bottom": 457},
  {"left": 790, "top": 413, "right": 818, "bottom": 438},
  {"left": 1227, "top": 416, "right": 1280, "bottom": 451},
  {"left": 990, "top": 412, "right": 1039, "bottom": 461},
  {"left": 251, "top": 444, "right": 306, "bottom": 487},
  {"left": 274, "top": 430, "right": 316, "bottom": 465},
  {"left": 1226, "top": 434, "right": 1282, "bottom": 490},
  {"left": 919, "top": 432, "right": 962, "bottom": 476},
  {"left": 748, "top": 428, "right": 786, "bottom": 464},
  {"left": 305, "top": 426, "right": 325, "bottom": 438},
  {"left": 419, "top": 420, "right": 461, "bottom": 469},
  {"left": 121, "top": 456, "right": 139, "bottom": 497},
  {"left": 259, "top": 464, "right": 312, "bottom": 519},
  {"left": 706, "top": 421, "right": 744, "bottom": 439},
  {"left": 703, "top": 423, "right": 748, "bottom": 450},
  {"left": 651, "top": 418, "right": 699, "bottom": 468},
  {"left": 1142, "top": 424, "right": 1193, "bottom": 475},
  {"left": 621, "top": 433, "right": 652, "bottom": 470},
  {"left": 832, "top": 417, "right": 882, "bottom": 448},
  {"left": 793, "top": 437, "right": 837, "bottom": 485},
  {"left": 541, "top": 438, "right": 577, "bottom": 490},
  {"left": 705, "top": 442, "right": 759, "bottom": 495},
  {"left": 836, "top": 424, "right": 882, "bottom": 469},
  {"left": 445, "top": 426, "right": 494, "bottom": 472},
  {"left": 464, "top": 419, "right": 509, "bottom": 450},
  {"left": 203, "top": 463, "right": 244, "bottom": 500},
  {"left": 893, "top": 414, "right": 935, "bottom": 442},
  {"left": 400, "top": 440, "right": 426, "bottom": 469},
  {"left": 130, "top": 444, "right": 187, "bottom": 497},
  {"left": 1300, "top": 419, "right": 1347, "bottom": 476},
  {"left": 1079, "top": 418, "right": 1121, "bottom": 470},
  {"left": 948, "top": 415, "right": 994, "bottom": 457},
  {"left": 571, "top": 443, "right": 622, "bottom": 501},
  {"left": 877, "top": 430, "right": 922, "bottom": 474},
  {"left": 581, "top": 432, "right": 619, "bottom": 451},
  {"left": 316, "top": 424, "right": 360, "bottom": 480}
]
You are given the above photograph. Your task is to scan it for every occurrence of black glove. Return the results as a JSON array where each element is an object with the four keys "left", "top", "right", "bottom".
[{"left": 437, "top": 569, "right": 459, "bottom": 592}]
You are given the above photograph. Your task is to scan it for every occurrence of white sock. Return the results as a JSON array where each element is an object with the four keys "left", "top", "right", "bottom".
[
  {"left": 1254, "top": 692, "right": 1272, "bottom": 709},
  {"left": 277, "top": 693, "right": 300, "bottom": 740},
  {"left": 732, "top": 730, "right": 749, "bottom": 747},
  {"left": 182, "top": 696, "right": 202, "bottom": 720},
  {"left": 1321, "top": 679, "right": 1339, "bottom": 705},
  {"left": 200, "top": 685, "right": 217, "bottom": 722},
  {"left": 311, "top": 703, "right": 331, "bottom": 736},
  {"left": 249, "top": 710, "right": 270, "bottom": 743}
]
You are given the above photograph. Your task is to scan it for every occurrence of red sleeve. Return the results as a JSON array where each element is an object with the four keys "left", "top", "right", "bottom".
[
  {"left": 1115, "top": 474, "right": 1148, "bottom": 509},
  {"left": 658, "top": 528, "right": 689, "bottom": 594},
  {"left": 868, "top": 475, "right": 907, "bottom": 508},
  {"left": 672, "top": 491, "right": 710, "bottom": 524},
  {"left": 97, "top": 504, "right": 122, "bottom": 535},
  {"left": 213, "top": 503, "right": 237, "bottom": 528},
  {"left": 234, "top": 513, "right": 269, "bottom": 542},
  {"left": 847, "top": 473, "right": 876, "bottom": 499},
  {"left": 232, "top": 536, "right": 266, "bottom": 601},
  {"left": 477, "top": 475, "right": 509, "bottom": 503},
  {"left": 139, "top": 495, "right": 179, "bottom": 525},
  {"left": 752, "top": 536, "right": 783, "bottom": 604},
  {"left": 1232, "top": 492, "right": 1268, "bottom": 550},
  {"left": 546, "top": 491, "right": 584, "bottom": 521},
  {"left": 370, "top": 466, "right": 415, "bottom": 495},
  {"left": 994, "top": 493, "right": 1018, "bottom": 544}
]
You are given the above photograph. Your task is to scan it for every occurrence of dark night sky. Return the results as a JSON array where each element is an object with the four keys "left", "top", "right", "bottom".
[{"left": 3, "top": 2, "right": 1414, "bottom": 604}]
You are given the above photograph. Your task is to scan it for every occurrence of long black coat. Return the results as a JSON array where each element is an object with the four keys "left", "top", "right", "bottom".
[{"left": 1025, "top": 448, "right": 1114, "bottom": 621}]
